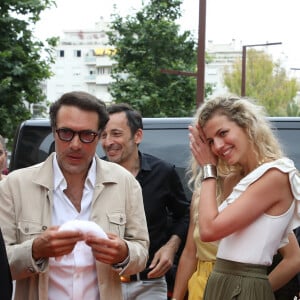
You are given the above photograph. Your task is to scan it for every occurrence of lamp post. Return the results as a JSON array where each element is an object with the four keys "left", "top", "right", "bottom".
[
  {"left": 196, "top": 0, "right": 206, "bottom": 107},
  {"left": 241, "top": 42, "right": 282, "bottom": 97}
]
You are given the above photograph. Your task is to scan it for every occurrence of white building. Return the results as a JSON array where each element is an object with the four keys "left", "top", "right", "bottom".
[
  {"left": 45, "top": 17, "right": 116, "bottom": 103},
  {"left": 44, "top": 20, "right": 245, "bottom": 104},
  {"left": 205, "top": 39, "right": 243, "bottom": 97}
]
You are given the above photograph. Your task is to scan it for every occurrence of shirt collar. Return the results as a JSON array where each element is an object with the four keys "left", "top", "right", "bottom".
[
  {"left": 139, "top": 151, "right": 152, "bottom": 171},
  {"left": 53, "top": 154, "right": 96, "bottom": 190}
]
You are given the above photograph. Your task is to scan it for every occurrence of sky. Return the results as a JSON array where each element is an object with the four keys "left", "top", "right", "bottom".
[{"left": 34, "top": 0, "right": 300, "bottom": 73}]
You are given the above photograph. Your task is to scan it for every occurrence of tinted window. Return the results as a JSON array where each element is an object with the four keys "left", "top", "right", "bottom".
[
  {"left": 10, "top": 125, "right": 53, "bottom": 170},
  {"left": 273, "top": 128, "right": 300, "bottom": 169}
]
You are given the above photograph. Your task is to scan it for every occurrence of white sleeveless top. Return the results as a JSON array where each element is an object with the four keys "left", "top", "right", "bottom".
[{"left": 217, "top": 157, "right": 300, "bottom": 266}]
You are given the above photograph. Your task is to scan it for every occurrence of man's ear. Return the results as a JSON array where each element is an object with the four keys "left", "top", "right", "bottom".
[{"left": 134, "top": 129, "right": 143, "bottom": 144}]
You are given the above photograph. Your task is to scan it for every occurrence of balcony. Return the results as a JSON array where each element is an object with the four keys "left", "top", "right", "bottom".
[
  {"left": 85, "top": 56, "right": 96, "bottom": 65},
  {"left": 96, "top": 74, "right": 113, "bottom": 85},
  {"left": 85, "top": 74, "right": 96, "bottom": 82}
]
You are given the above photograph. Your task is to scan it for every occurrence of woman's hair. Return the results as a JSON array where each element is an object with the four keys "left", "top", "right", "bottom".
[{"left": 187, "top": 95, "right": 283, "bottom": 197}]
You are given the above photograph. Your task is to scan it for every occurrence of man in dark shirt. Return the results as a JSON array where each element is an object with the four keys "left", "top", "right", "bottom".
[
  {"left": 267, "top": 227, "right": 300, "bottom": 300},
  {"left": 100, "top": 103, "right": 190, "bottom": 300}
]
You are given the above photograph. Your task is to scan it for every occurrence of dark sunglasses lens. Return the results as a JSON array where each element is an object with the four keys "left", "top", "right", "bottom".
[
  {"left": 57, "top": 129, "right": 74, "bottom": 141},
  {"left": 80, "top": 132, "right": 97, "bottom": 143}
]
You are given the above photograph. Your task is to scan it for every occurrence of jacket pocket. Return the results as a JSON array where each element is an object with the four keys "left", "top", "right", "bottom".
[
  {"left": 17, "top": 220, "right": 46, "bottom": 242},
  {"left": 107, "top": 212, "right": 126, "bottom": 237}
]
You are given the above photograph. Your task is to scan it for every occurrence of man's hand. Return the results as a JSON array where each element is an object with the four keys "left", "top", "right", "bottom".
[
  {"left": 32, "top": 226, "right": 84, "bottom": 260},
  {"left": 147, "top": 235, "right": 181, "bottom": 279},
  {"left": 85, "top": 233, "right": 128, "bottom": 265}
]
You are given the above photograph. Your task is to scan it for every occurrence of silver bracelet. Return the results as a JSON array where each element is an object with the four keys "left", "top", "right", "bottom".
[{"left": 201, "top": 164, "right": 217, "bottom": 181}]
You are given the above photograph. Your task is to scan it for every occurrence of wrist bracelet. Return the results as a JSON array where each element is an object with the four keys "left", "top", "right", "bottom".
[{"left": 201, "top": 164, "right": 217, "bottom": 181}]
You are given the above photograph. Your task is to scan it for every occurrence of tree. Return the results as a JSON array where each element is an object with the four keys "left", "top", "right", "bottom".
[
  {"left": 223, "top": 49, "right": 298, "bottom": 116},
  {"left": 107, "top": 0, "right": 199, "bottom": 117},
  {"left": 287, "top": 101, "right": 300, "bottom": 116},
  {"left": 0, "top": 0, "right": 57, "bottom": 147}
]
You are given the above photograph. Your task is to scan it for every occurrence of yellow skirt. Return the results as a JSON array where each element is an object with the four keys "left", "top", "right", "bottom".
[{"left": 188, "top": 260, "right": 214, "bottom": 300}]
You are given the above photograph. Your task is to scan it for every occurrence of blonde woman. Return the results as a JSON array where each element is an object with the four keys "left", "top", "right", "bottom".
[{"left": 186, "top": 95, "right": 300, "bottom": 300}]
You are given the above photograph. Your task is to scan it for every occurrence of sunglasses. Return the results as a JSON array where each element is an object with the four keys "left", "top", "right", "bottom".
[{"left": 56, "top": 128, "right": 99, "bottom": 144}]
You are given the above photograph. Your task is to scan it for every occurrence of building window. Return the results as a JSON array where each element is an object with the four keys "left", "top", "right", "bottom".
[
  {"left": 98, "top": 67, "right": 105, "bottom": 75},
  {"left": 74, "top": 50, "right": 81, "bottom": 57},
  {"left": 58, "top": 50, "right": 64, "bottom": 57}
]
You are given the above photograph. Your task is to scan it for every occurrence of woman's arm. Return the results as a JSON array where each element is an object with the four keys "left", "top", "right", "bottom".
[
  {"left": 172, "top": 196, "right": 198, "bottom": 300},
  {"left": 268, "top": 232, "right": 300, "bottom": 291},
  {"left": 198, "top": 168, "right": 292, "bottom": 242}
]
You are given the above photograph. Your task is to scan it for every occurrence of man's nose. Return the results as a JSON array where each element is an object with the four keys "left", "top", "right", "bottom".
[{"left": 69, "top": 133, "right": 82, "bottom": 148}]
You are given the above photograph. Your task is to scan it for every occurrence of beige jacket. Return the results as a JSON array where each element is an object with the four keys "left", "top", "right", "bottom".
[{"left": 0, "top": 153, "right": 149, "bottom": 300}]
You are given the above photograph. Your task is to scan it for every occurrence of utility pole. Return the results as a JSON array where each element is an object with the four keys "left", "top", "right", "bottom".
[
  {"left": 196, "top": 0, "right": 206, "bottom": 107},
  {"left": 161, "top": 0, "right": 206, "bottom": 108}
]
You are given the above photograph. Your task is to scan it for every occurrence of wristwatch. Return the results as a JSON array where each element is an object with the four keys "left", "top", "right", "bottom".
[{"left": 112, "top": 255, "right": 130, "bottom": 269}]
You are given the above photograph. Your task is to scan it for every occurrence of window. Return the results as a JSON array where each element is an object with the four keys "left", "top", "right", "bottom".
[
  {"left": 98, "top": 67, "right": 105, "bottom": 74},
  {"left": 74, "top": 50, "right": 81, "bottom": 57},
  {"left": 58, "top": 50, "right": 64, "bottom": 57}
]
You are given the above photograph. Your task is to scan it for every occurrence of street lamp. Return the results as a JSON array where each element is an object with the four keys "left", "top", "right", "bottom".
[
  {"left": 291, "top": 68, "right": 300, "bottom": 71},
  {"left": 241, "top": 42, "right": 282, "bottom": 97}
]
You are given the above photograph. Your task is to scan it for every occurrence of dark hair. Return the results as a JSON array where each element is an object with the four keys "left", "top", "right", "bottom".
[
  {"left": 49, "top": 91, "right": 109, "bottom": 131},
  {"left": 107, "top": 103, "right": 143, "bottom": 136}
]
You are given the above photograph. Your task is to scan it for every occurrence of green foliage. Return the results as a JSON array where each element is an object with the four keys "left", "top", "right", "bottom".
[
  {"left": 107, "top": 0, "right": 199, "bottom": 117},
  {"left": 0, "top": 0, "right": 57, "bottom": 148},
  {"left": 223, "top": 49, "right": 298, "bottom": 116},
  {"left": 287, "top": 101, "right": 300, "bottom": 116}
]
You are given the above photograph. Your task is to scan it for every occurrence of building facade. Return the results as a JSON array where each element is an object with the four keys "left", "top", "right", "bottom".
[
  {"left": 45, "top": 17, "right": 116, "bottom": 103},
  {"left": 45, "top": 19, "right": 253, "bottom": 107},
  {"left": 205, "top": 39, "right": 242, "bottom": 97}
]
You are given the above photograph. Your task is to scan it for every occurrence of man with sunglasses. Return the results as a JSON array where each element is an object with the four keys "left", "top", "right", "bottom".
[{"left": 0, "top": 91, "right": 149, "bottom": 300}]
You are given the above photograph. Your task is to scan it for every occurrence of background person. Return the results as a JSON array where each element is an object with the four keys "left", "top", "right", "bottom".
[
  {"left": 188, "top": 95, "right": 300, "bottom": 300},
  {"left": 0, "top": 91, "right": 149, "bottom": 300},
  {"left": 101, "top": 103, "right": 190, "bottom": 300}
]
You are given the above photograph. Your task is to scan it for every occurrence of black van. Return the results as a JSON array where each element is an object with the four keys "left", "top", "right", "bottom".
[{"left": 9, "top": 116, "right": 300, "bottom": 199}]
